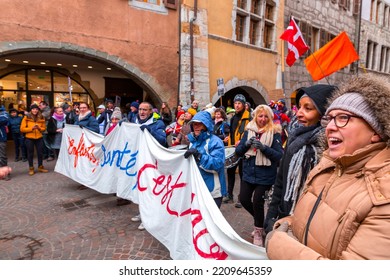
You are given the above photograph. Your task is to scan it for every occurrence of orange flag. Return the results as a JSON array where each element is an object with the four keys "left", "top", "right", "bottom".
[{"left": 304, "top": 31, "right": 359, "bottom": 81}]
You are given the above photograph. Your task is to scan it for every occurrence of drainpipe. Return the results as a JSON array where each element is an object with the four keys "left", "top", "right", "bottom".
[
  {"left": 177, "top": 0, "right": 182, "bottom": 106},
  {"left": 189, "top": 0, "right": 198, "bottom": 102},
  {"left": 355, "top": 0, "right": 363, "bottom": 76}
]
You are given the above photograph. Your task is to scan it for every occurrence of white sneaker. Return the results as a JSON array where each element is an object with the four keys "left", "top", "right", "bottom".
[
  {"left": 138, "top": 223, "right": 145, "bottom": 230},
  {"left": 131, "top": 214, "right": 141, "bottom": 222}
]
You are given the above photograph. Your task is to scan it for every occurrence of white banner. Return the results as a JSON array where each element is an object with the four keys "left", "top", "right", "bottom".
[{"left": 55, "top": 123, "right": 267, "bottom": 260}]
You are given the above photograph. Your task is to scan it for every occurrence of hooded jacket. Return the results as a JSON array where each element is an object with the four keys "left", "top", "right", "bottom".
[
  {"left": 187, "top": 111, "right": 227, "bottom": 198},
  {"left": 267, "top": 74, "right": 390, "bottom": 260},
  {"left": 0, "top": 106, "right": 8, "bottom": 142}
]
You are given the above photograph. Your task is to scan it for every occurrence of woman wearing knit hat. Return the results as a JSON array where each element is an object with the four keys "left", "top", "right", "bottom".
[
  {"left": 264, "top": 84, "right": 337, "bottom": 234},
  {"left": 266, "top": 74, "right": 390, "bottom": 260},
  {"left": 20, "top": 103, "right": 49, "bottom": 175},
  {"left": 106, "top": 107, "right": 122, "bottom": 136}
]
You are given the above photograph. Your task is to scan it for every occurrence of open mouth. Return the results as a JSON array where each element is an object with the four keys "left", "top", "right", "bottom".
[{"left": 328, "top": 137, "right": 343, "bottom": 147}]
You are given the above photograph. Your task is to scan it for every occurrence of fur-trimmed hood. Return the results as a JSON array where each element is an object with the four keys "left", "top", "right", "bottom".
[{"left": 326, "top": 73, "right": 390, "bottom": 147}]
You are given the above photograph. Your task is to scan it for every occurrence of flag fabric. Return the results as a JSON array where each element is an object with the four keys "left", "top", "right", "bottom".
[
  {"left": 304, "top": 31, "right": 359, "bottom": 81},
  {"left": 280, "top": 17, "right": 309, "bottom": 66},
  {"left": 55, "top": 123, "right": 268, "bottom": 260}
]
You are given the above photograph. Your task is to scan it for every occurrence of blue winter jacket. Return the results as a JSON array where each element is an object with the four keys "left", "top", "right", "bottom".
[
  {"left": 0, "top": 107, "right": 9, "bottom": 142},
  {"left": 8, "top": 115, "right": 23, "bottom": 134},
  {"left": 74, "top": 112, "right": 100, "bottom": 134},
  {"left": 187, "top": 111, "right": 227, "bottom": 198},
  {"left": 136, "top": 115, "right": 167, "bottom": 147},
  {"left": 235, "top": 130, "right": 283, "bottom": 185}
]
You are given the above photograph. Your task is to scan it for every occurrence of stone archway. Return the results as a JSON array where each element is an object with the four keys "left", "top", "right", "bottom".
[
  {"left": 211, "top": 77, "right": 269, "bottom": 106},
  {"left": 0, "top": 41, "right": 168, "bottom": 106}
]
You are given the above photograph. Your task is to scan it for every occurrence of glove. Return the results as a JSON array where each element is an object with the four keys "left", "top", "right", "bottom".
[
  {"left": 184, "top": 148, "right": 201, "bottom": 161},
  {"left": 265, "top": 221, "right": 297, "bottom": 250},
  {"left": 252, "top": 139, "right": 265, "bottom": 151},
  {"left": 79, "top": 124, "right": 84, "bottom": 129},
  {"left": 245, "top": 136, "right": 256, "bottom": 147},
  {"left": 140, "top": 125, "right": 150, "bottom": 132}
]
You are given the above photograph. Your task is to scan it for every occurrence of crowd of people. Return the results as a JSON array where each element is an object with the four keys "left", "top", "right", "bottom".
[{"left": 1, "top": 73, "right": 390, "bottom": 259}]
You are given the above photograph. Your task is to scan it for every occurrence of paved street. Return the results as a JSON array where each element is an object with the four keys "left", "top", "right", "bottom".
[{"left": 0, "top": 142, "right": 254, "bottom": 260}]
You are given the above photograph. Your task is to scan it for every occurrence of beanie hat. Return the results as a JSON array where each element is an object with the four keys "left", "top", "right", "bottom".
[
  {"left": 187, "top": 107, "right": 197, "bottom": 116},
  {"left": 131, "top": 101, "right": 139, "bottom": 110},
  {"left": 30, "top": 104, "right": 39, "bottom": 110},
  {"left": 325, "top": 92, "right": 385, "bottom": 138},
  {"left": 9, "top": 108, "right": 17, "bottom": 114},
  {"left": 176, "top": 110, "right": 185, "bottom": 120},
  {"left": 111, "top": 107, "right": 122, "bottom": 120},
  {"left": 296, "top": 84, "right": 337, "bottom": 116},
  {"left": 233, "top": 94, "right": 246, "bottom": 105}
]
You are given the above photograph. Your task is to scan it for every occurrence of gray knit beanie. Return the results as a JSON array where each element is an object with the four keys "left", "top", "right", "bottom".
[
  {"left": 111, "top": 107, "right": 122, "bottom": 120},
  {"left": 325, "top": 92, "right": 385, "bottom": 138}
]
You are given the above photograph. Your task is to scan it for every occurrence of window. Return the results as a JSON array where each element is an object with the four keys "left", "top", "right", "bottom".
[
  {"left": 130, "top": 0, "right": 168, "bottom": 14},
  {"left": 366, "top": 40, "right": 378, "bottom": 70},
  {"left": 236, "top": 14, "right": 246, "bottom": 42},
  {"left": 234, "top": 0, "right": 276, "bottom": 49},
  {"left": 163, "top": 0, "right": 177, "bottom": 10}
]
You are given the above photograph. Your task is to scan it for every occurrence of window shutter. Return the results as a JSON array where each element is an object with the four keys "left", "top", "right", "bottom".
[
  {"left": 353, "top": 0, "right": 360, "bottom": 15},
  {"left": 164, "top": 0, "right": 178, "bottom": 10}
]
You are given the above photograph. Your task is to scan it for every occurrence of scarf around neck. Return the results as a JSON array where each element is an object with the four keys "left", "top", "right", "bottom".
[
  {"left": 244, "top": 121, "right": 274, "bottom": 166},
  {"left": 284, "top": 124, "right": 324, "bottom": 214}
]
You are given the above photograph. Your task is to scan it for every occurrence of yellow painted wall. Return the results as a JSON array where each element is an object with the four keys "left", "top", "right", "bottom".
[{"left": 185, "top": 0, "right": 285, "bottom": 101}]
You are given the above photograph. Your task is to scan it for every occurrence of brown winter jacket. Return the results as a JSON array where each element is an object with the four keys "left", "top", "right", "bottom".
[
  {"left": 20, "top": 114, "right": 46, "bottom": 140},
  {"left": 267, "top": 142, "right": 390, "bottom": 260}
]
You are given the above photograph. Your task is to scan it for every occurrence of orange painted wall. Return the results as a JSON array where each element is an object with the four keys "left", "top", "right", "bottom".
[{"left": 0, "top": 0, "right": 179, "bottom": 101}]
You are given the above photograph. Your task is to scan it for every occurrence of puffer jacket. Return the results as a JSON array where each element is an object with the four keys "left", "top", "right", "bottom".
[
  {"left": 74, "top": 111, "right": 100, "bottom": 134},
  {"left": 20, "top": 113, "right": 46, "bottom": 139},
  {"left": 267, "top": 142, "right": 390, "bottom": 260},
  {"left": 235, "top": 129, "right": 283, "bottom": 186},
  {"left": 187, "top": 111, "right": 227, "bottom": 198}
]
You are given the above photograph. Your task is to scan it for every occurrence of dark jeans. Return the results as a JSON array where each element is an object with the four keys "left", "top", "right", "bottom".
[
  {"left": 0, "top": 141, "right": 7, "bottom": 167},
  {"left": 239, "top": 180, "right": 271, "bottom": 228},
  {"left": 12, "top": 132, "right": 27, "bottom": 159},
  {"left": 25, "top": 138, "right": 44, "bottom": 167},
  {"left": 226, "top": 159, "right": 243, "bottom": 198}
]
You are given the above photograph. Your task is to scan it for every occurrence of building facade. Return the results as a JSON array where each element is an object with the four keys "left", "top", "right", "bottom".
[
  {"left": 0, "top": 0, "right": 179, "bottom": 111},
  {"left": 180, "top": 0, "right": 285, "bottom": 109},
  {"left": 283, "top": 0, "right": 361, "bottom": 105}
]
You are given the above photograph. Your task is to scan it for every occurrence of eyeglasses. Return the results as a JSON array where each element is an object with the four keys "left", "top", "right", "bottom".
[{"left": 321, "top": 114, "right": 363, "bottom": 128}]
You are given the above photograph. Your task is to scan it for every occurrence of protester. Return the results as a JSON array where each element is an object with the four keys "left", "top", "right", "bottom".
[
  {"left": 188, "top": 100, "right": 200, "bottom": 116},
  {"left": 106, "top": 107, "right": 122, "bottom": 136},
  {"left": 264, "top": 84, "right": 337, "bottom": 234},
  {"left": 0, "top": 105, "right": 10, "bottom": 180},
  {"left": 74, "top": 102, "right": 99, "bottom": 133},
  {"left": 184, "top": 110, "right": 227, "bottom": 208},
  {"left": 131, "top": 102, "right": 167, "bottom": 230},
  {"left": 223, "top": 94, "right": 251, "bottom": 208},
  {"left": 127, "top": 101, "right": 139, "bottom": 123},
  {"left": 160, "top": 101, "right": 172, "bottom": 128},
  {"left": 96, "top": 104, "right": 106, "bottom": 135},
  {"left": 266, "top": 74, "right": 390, "bottom": 260},
  {"left": 63, "top": 103, "right": 76, "bottom": 125},
  {"left": 8, "top": 108, "right": 27, "bottom": 162},
  {"left": 173, "top": 109, "right": 194, "bottom": 147},
  {"left": 39, "top": 101, "right": 55, "bottom": 161},
  {"left": 47, "top": 106, "right": 66, "bottom": 159},
  {"left": 213, "top": 107, "right": 230, "bottom": 146},
  {"left": 20, "top": 104, "right": 49, "bottom": 175},
  {"left": 235, "top": 105, "right": 283, "bottom": 246},
  {"left": 97, "top": 99, "right": 114, "bottom": 133},
  {"left": 165, "top": 110, "right": 185, "bottom": 147}
]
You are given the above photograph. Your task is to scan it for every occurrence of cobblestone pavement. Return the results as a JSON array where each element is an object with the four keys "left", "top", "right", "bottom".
[{"left": 0, "top": 142, "right": 254, "bottom": 260}]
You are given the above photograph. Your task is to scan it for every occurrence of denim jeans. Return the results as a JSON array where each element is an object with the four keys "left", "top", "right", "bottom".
[{"left": 12, "top": 132, "right": 27, "bottom": 159}]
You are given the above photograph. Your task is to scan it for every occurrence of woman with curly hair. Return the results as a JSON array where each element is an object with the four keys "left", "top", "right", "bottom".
[{"left": 235, "top": 104, "right": 284, "bottom": 246}]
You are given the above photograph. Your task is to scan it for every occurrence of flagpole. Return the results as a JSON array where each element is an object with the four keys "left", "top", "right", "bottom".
[
  {"left": 306, "top": 48, "right": 331, "bottom": 85},
  {"left": 281, "top": 39, "right": 286, "bottom": 100}
]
